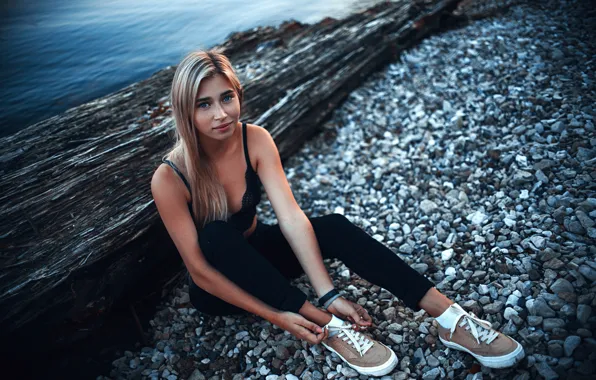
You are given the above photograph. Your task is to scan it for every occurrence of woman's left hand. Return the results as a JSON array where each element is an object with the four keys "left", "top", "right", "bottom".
[{"left": 326, "top": 297, "right": 373, "bottom": 331}]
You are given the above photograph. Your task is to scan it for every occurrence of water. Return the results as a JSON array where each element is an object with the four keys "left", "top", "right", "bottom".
[{"left": 0, "top": 0, "right": 379, "bottom": 137}]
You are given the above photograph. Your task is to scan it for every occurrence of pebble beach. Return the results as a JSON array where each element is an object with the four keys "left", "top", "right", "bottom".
[{"left": 100, "top": 1, "right": 595, "bottom": 379}]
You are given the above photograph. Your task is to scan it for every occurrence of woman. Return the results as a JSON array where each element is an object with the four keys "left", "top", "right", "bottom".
[{"left": 151, "top": 49, "right": 524, "bottom": 376}]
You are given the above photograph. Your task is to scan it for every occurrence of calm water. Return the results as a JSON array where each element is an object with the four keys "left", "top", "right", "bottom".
[{"left": 0, "top": 0, "right": 379, "bottom": 137}]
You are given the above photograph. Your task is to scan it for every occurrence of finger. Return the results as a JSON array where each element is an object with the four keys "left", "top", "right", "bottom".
[
  {"left": 349, "top": 311, "right": 361, "bottom": 325},
  {"left": 300, "top": 319, "right": 323, "bottom": 334},
  {"left": 360, "top": 309, "right": 373, "bottom": 324},
  {"left": 313, "top": 327, "right": 328, "bottom": 344},
  {"left": 353, "top": 305, "right": 372, "bottom": 325},
  {"left": 297, "top": 326, "right": 319, "bottom": 345}
]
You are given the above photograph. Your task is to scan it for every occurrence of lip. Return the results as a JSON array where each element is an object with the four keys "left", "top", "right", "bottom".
[{"left": 213, "top": 121, "right": 232, "bottom": 130}]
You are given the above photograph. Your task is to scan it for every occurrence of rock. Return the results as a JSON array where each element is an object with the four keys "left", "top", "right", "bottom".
[
  {"left": 578, "top": 265, "right": 596, "bottom": 281},
  {"left": 577, "top": 305, "right": 591, "bottom": 324},
  {"left": 422, "top": 368, "right": 441, "bottom": 380},
  {"left": 527, "top": 316, "right": 543, "bottom": 327},
  {"left": 427, "top": 356, "right": 440, "bottom": 367},
  {"left": 512, "top": 170, "right": 534, "bottom": 185},
  {"left": 504, "top": 307, "right": 519, "bottom": 320},
  {"left": 543, "top": 318, "right": 566, "bottom": 331},
  {"left": 550, "top": 278, "right": 574, "bottom": 295},
  {"left": 260, "top": 366, "right": 271, "bottom": 376},
  {"left": 527, "top": 298, "right": 556, "bottom": 317},
  {"left": 340, "top": 367, "right": 359, "bottom": 378},
  {"left": 414, "top": 348, "right": 426, "bottom": 366},
  {"left": 506, "top": 294, "right": 520, "bottom": 306},
  {"left": 383, "top": 307, "right": 396, "bottom": 321},
  {"left": 467, "top": 210, "right": 489, "bottom": 225},
  {"left": 412, "top": 263, "right": 429, "bottom": 274},
  {"left": 484, "top": 301, "right": 504, "bottom": 314},
  {"left": 398, "top": 243, "right": 414, "bottom": 255},
  {"left": 420, "top": 200, "right": 438, "bottom": 215},
  {"left": 548, "top": 343, "right": 563, "bottom": 357},
  {"left": 275, "top": 345, "right": 290, "bottom": 360},
  {"left": 389, "top": 333, "right": 403, "bottom": 344},
  {"left": 564, "top": 336, "right": 581, "bottom": 356},
  {"left": 188, "top": 369, "right": 206, "bottom": 380},
  {"left": 442, "top": 248, "right": 454, "bottom": 261},
  {"left": 535, "top": 361, "right": 559, "bottom": 380}
]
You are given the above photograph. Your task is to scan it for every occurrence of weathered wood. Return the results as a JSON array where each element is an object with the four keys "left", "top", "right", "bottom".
[{"left": 0, "top": 0, "right": 509, "bottom": 348}]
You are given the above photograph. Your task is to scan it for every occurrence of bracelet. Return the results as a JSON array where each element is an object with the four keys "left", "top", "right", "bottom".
[
  {"left": 318, "top": 289, "right": 339, "bottom": 308},
  {"left": 323, "top": 294, "right": 342, "bottom": 310}
]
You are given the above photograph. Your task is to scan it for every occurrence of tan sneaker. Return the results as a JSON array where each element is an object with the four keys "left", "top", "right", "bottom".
[
  {"left": 321, "top": 315, "right": 398, "bottom": 376},
  {"left": 438, "top": 304, "right": 525, "bottom": 368}
]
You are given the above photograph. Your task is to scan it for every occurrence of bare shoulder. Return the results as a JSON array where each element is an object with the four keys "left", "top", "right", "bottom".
[
  {"left": 245, "top": 123, "right": 276, "bottom": 152},
  {"left": 151, "top": 163, "right": 191, "bottom": 204},
  {"left": 245, "top": 122, "right": 271, "bottom": 139}
]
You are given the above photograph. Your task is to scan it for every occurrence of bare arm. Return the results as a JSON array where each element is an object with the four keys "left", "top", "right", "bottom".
[
  {"left": 252, "top": 126, "right": 334, "bottom": 298},
  {"left": 151, "top": 165, "right": 278, "bottom": 321}
]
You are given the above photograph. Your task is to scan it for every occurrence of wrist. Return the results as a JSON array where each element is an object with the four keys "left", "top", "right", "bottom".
[
  {"left": 263, "top": 308, "right": 281, "bottom": 325},
  {"left": 318, "top": 288, "right": 341, "bottom": 309},
  {"left": 316, "top": 284, "right": 336, "bottom": 299}
]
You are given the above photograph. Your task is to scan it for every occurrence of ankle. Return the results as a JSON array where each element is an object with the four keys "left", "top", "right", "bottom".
[{"left": 434, "top": 303, "right": 465, "bottom": 329}]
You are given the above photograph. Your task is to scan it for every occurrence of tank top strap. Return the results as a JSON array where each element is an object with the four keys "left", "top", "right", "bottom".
[
  {"left": 161, "top": 157, "right": 192, "bottom": 194},
  {"left": 241, "top": 122, "right": 255, "bottom": 173}
]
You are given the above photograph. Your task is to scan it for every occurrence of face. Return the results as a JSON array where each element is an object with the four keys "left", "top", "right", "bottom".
[{"left": 193, "top": 74, "right": 241, "bottom": 140}]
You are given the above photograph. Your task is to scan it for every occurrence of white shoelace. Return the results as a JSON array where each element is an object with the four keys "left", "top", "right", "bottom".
[
  {"left": 330, "top": 323, "right": 374, "bottom": 357},
  {"left": 449, "top": 310, "right": 499, "bottom": 345}
]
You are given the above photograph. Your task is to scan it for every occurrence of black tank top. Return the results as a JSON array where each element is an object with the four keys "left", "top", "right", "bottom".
[{"left": 161, "top": 122, "right": 262, "bottom": 233}]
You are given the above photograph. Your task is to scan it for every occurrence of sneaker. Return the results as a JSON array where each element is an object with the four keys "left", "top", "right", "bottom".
[
  {"left": 438, "top": 304, "right": 525, "bottom": 368},
  {"left": 321, "top": 315, "right": 398, "bottom": 376}
]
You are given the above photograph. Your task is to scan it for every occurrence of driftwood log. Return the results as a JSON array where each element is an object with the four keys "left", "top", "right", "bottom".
[{"left": 0, "top": 0, "right": 516, "bottom": 350}]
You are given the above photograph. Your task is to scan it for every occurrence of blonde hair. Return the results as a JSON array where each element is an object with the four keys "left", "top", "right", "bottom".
[{"left": 165, "top": 48, "right": 244, "bottom": 228}]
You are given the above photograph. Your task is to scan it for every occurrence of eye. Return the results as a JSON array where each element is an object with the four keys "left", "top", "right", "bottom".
[
  {"left": 222, "top": 94, "right": 234, "bottom": 103},
  {"left": 197, "top": 102, "right": 209, "bottom": 109}
]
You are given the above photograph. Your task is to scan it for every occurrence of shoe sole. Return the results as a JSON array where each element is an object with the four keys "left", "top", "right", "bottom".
[
  {"left": 321, "top": 342, "right": 398, "bottom": 377},
  {"left": 439, "top": 336, "right": 525, "bottom": 369}
]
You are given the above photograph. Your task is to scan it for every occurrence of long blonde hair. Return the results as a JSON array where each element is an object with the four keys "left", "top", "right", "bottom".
[{"left": 165, "top": 48, "right": 244, "bottom": 228}]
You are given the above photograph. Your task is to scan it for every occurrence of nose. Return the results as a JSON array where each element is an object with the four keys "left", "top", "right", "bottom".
[{"left": 212, "top": 102, "right": 227, "bottom": 120}]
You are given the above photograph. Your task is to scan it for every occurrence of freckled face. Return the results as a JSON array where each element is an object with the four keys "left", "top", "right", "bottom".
[{"left": 194, "top": 74, "right": 241, "bottom": 139}]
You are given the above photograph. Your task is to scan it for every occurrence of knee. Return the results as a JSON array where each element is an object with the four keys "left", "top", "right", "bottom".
[
  {"left": 312, "top": 213, "right": 354, "bottom": 235},
  {"left": 324, "top": 213, "right": 350, "bottom": 224}
]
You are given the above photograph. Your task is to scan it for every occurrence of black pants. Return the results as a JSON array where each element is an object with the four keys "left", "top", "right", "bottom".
[{"left": 189, "top": 213, "right": 434, "bottom": 316}]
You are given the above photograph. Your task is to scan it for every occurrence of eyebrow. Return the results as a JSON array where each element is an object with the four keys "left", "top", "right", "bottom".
[{"left": 196, "top": 89, "right": 234, "bottom": 103}]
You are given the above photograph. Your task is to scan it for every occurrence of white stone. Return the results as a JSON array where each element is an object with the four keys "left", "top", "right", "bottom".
[
  {"left": 445, "top": 267, "right": 457, "bottom": 276},
  {"left": 504, "top": 307, "right": 518, "bottom": 320},
  {"left": 334, "top": 206, "right": 345, "bottom": 215},
  {"left": 506, "top": 294, "right": 520, "bottom": 306},
  {"left": 504, "top": 218, "right": 516, "bottom": 227},
  {"left": 442, "top": 248, "right": 454, "bottom": 261},
  {"left": 467, "top": 210, "right": 489, "bottom": 225}
]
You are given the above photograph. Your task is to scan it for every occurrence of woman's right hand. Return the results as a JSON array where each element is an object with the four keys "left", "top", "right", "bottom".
[{"left": 271, "top": 311, "right": 329, "bottom": 345}]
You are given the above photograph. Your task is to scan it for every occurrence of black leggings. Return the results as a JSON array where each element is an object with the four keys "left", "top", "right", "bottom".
[{"left": 189, "top": 213, "right": 434, "bottom": 316}]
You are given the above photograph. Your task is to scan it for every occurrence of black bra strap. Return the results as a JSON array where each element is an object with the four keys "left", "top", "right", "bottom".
[{"left": 162, "top": 157, "right": 192, "bottom": 193}]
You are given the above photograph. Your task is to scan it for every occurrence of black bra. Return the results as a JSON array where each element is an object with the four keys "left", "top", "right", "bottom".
[{"left": 161, "top": 122, "right": 262, "bottom": 233}]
